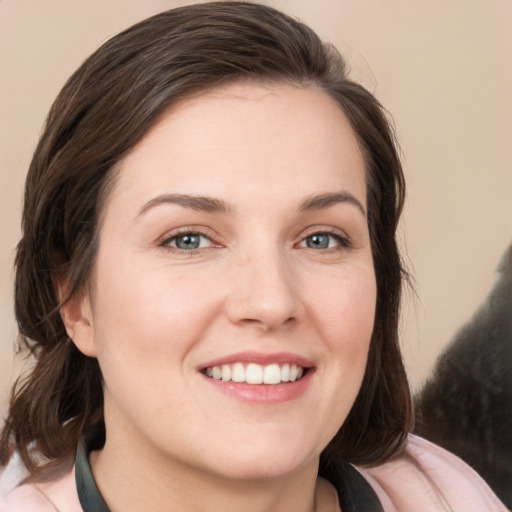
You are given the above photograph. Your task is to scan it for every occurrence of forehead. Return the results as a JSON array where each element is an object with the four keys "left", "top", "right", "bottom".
[{"left": 108, "top": 82, "right": 367, "bottom": 214}]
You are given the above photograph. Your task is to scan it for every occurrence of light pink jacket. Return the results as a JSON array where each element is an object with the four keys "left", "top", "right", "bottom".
[{"left": 0, "top": 435, "right": 507, "bottom": 511}]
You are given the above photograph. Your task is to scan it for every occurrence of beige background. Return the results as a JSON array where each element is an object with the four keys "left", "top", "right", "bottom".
[{"left": 1, "top": 0, "right": 511, "bottom": 413}]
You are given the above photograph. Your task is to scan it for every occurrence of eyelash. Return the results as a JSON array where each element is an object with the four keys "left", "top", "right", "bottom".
[
  {"left": 159, "top": 227, "right": 351, "bottom": 255},
  {"left": 159, "top": 228, "right": 218, "bottom": 255},
  {"left": 297, "top": 228, "right": 351, "bottom": 251}
]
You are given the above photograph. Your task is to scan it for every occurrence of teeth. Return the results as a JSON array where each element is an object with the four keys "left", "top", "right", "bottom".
[
  {"left": 246, "top": 363, "right": 263, "bottom": 384},
  {"left": 263, "top": 363, "right": 281, "bottom": 384},
  {"left": 231, "top": 362, "right": 245, "bottom": 383},
  {"left": 281, "top": 363, "right": 290, "bottom": 382},
  {"left": 221, "top": 365, "right": 231, "bottom": 382},
  {"left": 203, "top": 362, "right": 307, "bottom": 385}
]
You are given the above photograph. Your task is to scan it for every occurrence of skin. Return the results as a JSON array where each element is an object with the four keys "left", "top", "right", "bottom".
[{"left": 62, "top": 82, "right": 376, "bottom": 512}]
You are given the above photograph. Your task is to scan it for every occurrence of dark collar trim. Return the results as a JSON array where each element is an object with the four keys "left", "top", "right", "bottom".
[
  {"left": 319, "top": 456, "right": 385, "bottom": 512},
  {"left": 75, "top": 426, "right": 383, "bottom": 512},
  {"left": 75, "top": 425, "right": 110, "bottom": 512}
]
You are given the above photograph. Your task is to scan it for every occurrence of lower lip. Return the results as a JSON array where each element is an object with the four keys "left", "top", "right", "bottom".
[{"left": 200, "top": 369, "right": 314, "bottom": 404}]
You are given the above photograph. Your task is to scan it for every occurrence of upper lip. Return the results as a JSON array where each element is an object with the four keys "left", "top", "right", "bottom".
[{"left": 198, "top": 351, "right": 315, "bottom": 371}]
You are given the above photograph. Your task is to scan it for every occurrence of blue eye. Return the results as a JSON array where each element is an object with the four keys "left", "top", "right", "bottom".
[
  {"left": 165, "top": 232, "right": 212, "bottom": 251},
  {"left": 174, "top": 234, "right": 201, "bottom": 250},
  {"left": 306, "top": 234, "right": 331, "bottom": 249},
  {"left": 300, "top": 232, "right": 347, "bottom": 250}
]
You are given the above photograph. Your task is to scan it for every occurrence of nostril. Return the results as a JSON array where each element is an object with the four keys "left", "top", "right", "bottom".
[{"left": 224, "top": 265, "right": 302, "bottom": 330}]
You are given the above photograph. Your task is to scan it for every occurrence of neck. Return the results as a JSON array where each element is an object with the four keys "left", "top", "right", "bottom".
[{"left": 90, "top": 428, "right": 326, "bottom": 512}]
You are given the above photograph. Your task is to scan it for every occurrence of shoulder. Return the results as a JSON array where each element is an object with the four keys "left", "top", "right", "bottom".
[
  {"left": 0, "top": 453, "right": 81, "bottom": 512},
  {"left": 356, "top": 434, "right": 508, "bottom": 512}
]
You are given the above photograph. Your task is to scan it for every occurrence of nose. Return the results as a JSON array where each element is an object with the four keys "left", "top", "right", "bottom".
[{"left": 224, "top": 248, "right": 303, "bottom": 332}]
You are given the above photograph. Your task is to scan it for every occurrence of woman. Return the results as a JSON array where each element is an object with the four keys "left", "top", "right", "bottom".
[{"left": 0, "top": 3, "right": 506, "bottom": 511}]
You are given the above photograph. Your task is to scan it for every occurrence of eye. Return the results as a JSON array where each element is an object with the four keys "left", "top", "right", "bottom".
[
  {"left": 162, "top": 231, "right": 214, "bottom": 251},
  {"left": 298, "top": 232, "right": 348, "bottom": 250}
]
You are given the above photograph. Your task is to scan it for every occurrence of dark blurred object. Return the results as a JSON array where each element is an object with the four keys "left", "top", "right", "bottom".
[{"left": 415, "top": 243, "right": 512, "bottom": 509}]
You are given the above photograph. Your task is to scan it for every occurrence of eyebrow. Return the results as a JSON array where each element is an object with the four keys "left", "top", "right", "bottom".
[
  {"left": 299, "top": 192, "right": 366, "bottom": 217},
  {"left": 137, "top": 193, "right": 233, "bottom": 218},
  {"left": 136, "top": 190, "right": 366, "bottom": 219}
]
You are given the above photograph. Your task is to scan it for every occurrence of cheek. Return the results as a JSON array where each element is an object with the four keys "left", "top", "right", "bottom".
[
  {"left": 309, "top": 266, "right": 377, "bottom": 350},
  {"left": 298, "top": 268, "right": 376, "bottom": 448},
  {"left": 88, "top": 258, "right": 219, "bottom": 380},
  {"left": 88, "top": 267, "right": 221, "bottom": 423},
  {"left": 309, "top": 265, "right": 376, "bottom": 419}
]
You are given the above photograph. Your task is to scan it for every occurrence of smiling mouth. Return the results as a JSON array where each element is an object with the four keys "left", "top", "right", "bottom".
[{"left": 201, "top": 362, "right": 307, "bottom": 385}]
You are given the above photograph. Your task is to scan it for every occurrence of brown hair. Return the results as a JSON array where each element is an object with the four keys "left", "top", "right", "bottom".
[{"left": 1, "top": 1, "right": 412, "bottom": 475}]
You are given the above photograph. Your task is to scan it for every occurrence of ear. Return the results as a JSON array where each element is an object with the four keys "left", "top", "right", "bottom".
[{"left": 59, "top": 289, "right": 97, "bottom": 358}]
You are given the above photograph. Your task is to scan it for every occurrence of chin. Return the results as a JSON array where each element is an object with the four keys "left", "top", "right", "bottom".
[
  {"left": 198, "top": 434, "right": 322, "bottom": 481},
  {"left": 216, "top": 454, "right": 314, "bottom": 481}
]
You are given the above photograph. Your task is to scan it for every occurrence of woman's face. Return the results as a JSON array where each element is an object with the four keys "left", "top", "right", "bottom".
[{"left": 70, "top": 82, "right": 376, "bottom": 480}]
